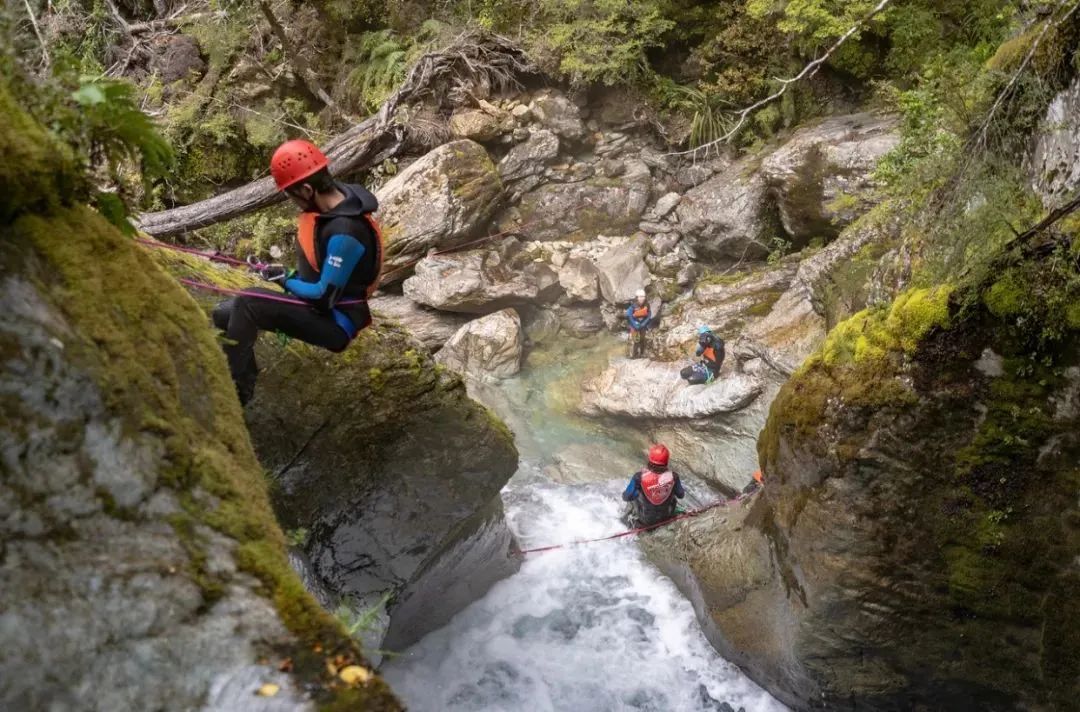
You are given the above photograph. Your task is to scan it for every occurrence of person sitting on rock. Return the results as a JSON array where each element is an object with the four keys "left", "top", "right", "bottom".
[
  {"left": 680, "top": 325, "right": 724, "bottom": 385},
  {"left": 212, "top": 139, "right": 383, "bottom": 404},
  {"left": 626, "top": 288, "right": 652, "bottom": 359},
  {"left": 621, "top": 444, "right": 685, "bottom": 527}
]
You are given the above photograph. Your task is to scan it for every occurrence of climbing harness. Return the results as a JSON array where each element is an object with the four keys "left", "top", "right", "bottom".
[{"left": 510, "top": 488, "right": 758, "bottom": 557}]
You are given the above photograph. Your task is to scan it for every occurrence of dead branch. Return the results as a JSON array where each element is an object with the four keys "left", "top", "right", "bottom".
[
  {"left": 136, "top": 31, "right": 533, "bottom": 237},
  {"left": 21, "top": 0, "right": 50, "bottom": 70},
  {"left": 664, "top": 0, "right": 894, "bottom": 159},
  {"left": 257, "top": 0, "right": 339, "bottom": 111},
  {"left": 127, "top": 10, "right": 227, "bottom": 33}
]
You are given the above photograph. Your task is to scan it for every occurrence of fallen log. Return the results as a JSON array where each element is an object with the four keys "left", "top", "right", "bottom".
[{"left": 136, "top": 32, "right": 532, "bottom": 238}]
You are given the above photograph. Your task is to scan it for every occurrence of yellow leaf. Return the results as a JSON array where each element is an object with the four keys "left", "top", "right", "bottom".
[
  {"left": 338, "top": 665, "right": 371, "bottom": 685},
  {"left": 256, "top": 683, "right": 280, "bottom": 697}
]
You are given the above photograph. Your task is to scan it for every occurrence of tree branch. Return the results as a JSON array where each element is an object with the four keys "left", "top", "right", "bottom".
[
  {"left": 663, "top": 0, "right": 894, "bottom": 158},
  {"left": 972, "top": 0, "right": 1080, "bottom": 152},
  {"left": 257, "top": 0, "right": 340, "bottom": 111},
  {"left": 21, "top": 0, "right": 50, "bottom": 70}
]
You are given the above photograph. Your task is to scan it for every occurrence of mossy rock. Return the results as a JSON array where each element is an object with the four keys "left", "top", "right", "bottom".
[
  {"left": 1, "top": 78, "right": 401, "bottom": 709},
  {"left": 748, "top": 247, "right": 1080, "bottom": 709}
]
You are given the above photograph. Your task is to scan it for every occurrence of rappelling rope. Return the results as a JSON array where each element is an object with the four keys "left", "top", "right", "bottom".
[
  {"left": 510, "top": 488, "right": 759, "bottom": 557},
  {"left": 137, "top": 221, "right": 536, "bottom": 305}
]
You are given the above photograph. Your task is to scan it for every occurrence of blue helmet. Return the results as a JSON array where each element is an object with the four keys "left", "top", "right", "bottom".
[{"left": 697, "top": 325, "right": 711, "bottom": 335}]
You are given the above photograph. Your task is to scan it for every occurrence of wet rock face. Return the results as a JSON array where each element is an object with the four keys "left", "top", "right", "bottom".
[
  {"left": 1028, "top": 76, "right": 1080, "bottom": 209},
  {"left": 1, "top": 209, "right": 399, "bottom": 709},
  {"left": 651, "top": 269, "right": 1080, "bottom": 710},
  {"left": 436, "top": 308, "right": 524, "bottom": 380},
  {"left": 377, "top": 140, "right": 503, "bottom": 280},
  {"left": 244, "top": 324, "right": 519, "bottom": 651},
  {"left": 760, "top": 113, "right": 898, "bottom": 245}
]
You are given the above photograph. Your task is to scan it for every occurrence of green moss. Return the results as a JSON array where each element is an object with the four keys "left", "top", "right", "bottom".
[
  {"left": 821, "top": 286, "right": 952, "bottom": 367},
  {"left": 0, "top": 81, "right": 81, "bottom": 222},
  {"left": 983, "top": 272, "right": 1026, "bottom": 318}
]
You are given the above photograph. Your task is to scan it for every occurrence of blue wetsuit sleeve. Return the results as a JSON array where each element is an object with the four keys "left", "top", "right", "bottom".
[
  {"left": 284, "top": 234, "right": 366, "bottom": 304},
  {"left": 622, "top": 475, "right": 639, "bottom": 501},
  {"left": 674, "top": 475, "right": 685, "bottom": 499}
]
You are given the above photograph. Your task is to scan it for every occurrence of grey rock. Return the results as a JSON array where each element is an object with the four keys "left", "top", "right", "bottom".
[
  {"left": 558, "top": 256, "right": 601, "bottom": 304},
  {"left": 435, "top": 309, "right": 524, "bottom": 381},
  {"left": 676, "top": 158, "right": 770, "bottom": 263},
  {"left": 760, "top": 113, "right": 899, "bottom": 244},
  {"left": 595, "top": 236, "right": 651, "bottom": 304},
  {"left": 675, "top": 162, "right": 716, "bottom": 190},
  {"left": 369, "top": 293, "right": 471, "bottom": 351},
  {"left": 498, "top": 129, "right": 560, "bottom": 183},
  {"left": 557, "top": 305, "right": 605, "bottom": 336},
  {"left": 649, "top": 192, "right": 682, "bottom": 219},
  {"left": 378, "top": 140, "right": 503, "bottom": 281},
  {"left": 509, "top": 160, "right": 652, "bottom": 241},
  {"left": 651, "top": 232, "right": 682, "bottom": 256},
  {"left": 639, "top": 220, "right": 674, "bottom": 234},
  {"left": 522, "top": 308, "right": 561, "bottom": 345},
  {"left": 579, "top": 359, "right": 763, "bottom": 419},
  {"left": 531, "top": 92, "right": 586, "bottom": 140},
  {"left": 448, "top": 106, "right": 513, "bottom": 142},
  {"left": 403, "top": 249, "right": 560, "bottom": 313},
  {"left": 1028, "top": 76, "right": 1080, "bottom": 209}
]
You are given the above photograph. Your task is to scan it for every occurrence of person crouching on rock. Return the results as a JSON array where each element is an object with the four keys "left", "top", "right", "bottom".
[
  {"left": 621, "top": 444, "right": 685, "bottom": 528},
  {"left": 680, "top": 325, "right": 724, "bottom": 385},
  {"left": 626, "top": 288, "right": 652, "bottom": 359},
  {"left": 213, "top": 139, "right": 383, "bottom": 404}
]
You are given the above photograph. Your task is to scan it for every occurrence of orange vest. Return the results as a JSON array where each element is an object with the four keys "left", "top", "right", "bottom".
[
  {"left": 297, "top": 211, "right": 385, "bottom": 298},
  {"left": 632, "top": 305, "right": 649, "bottom": 319},
  {"left": 702, "top": 346, "right": 716, "bottom": 363}
]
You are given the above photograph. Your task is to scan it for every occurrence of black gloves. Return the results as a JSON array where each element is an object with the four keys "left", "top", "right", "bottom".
[{"left": 259, "top": 264, "right": 294, "bottom": 286}]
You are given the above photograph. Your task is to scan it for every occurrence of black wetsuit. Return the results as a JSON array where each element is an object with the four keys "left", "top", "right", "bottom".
[{"left": 213, "top": 183, "right": 380, "bottom": 403}]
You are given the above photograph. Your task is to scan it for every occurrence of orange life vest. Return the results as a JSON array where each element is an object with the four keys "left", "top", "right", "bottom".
[
  {"left": 296, "top": 211, "right": 385, "bottom": 298},
  {"left": 632, "top": 305, "right": 650, "bottom": 320},
  {"left": 702, "top": 346, "right": 717, "bottom": 363}
]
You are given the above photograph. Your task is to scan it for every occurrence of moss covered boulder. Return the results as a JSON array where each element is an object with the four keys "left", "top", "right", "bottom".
[
  {"left": 0, "top": 83, "right": 399, "bottom": 710},
  {"left": 649, "top": 246, "right": 1080, "bottom": 709}
]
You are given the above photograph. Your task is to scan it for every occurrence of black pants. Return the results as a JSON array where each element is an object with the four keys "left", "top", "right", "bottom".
[
  {"left": 212, "top": 289, "right": 368, "bottom": 404},
  {"left": 628, "top": 328, "right": 648, "bottom": 359}
]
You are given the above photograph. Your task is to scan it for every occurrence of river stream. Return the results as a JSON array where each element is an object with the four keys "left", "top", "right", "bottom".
[{"left": 382, "top": 337, "right": 786, "bottom": 712}]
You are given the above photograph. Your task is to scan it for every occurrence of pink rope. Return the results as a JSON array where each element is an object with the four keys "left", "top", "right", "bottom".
[
  {"left": 136, "top": 237, "right": 268, "bottom": 271},
  {"left": 176, "top": 278, "right": 363, "bottom": 306},
  {"left": 511, "top": 490, "right": 757, "bottom": 557}
]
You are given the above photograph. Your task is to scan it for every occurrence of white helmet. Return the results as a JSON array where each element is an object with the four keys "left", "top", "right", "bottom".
[{"left": 635, "top": 288, "right": 646, "bottom": 299}]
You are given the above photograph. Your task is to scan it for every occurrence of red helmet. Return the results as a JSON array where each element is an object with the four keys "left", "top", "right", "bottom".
[
  {"left": 647, "top": 444, "right": 669, "bottom": 467},
  {"left": 270, "top": 139, "right": 329, "bottom": 191}
]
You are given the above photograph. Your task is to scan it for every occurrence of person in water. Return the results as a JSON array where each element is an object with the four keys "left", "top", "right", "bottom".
[
  {"left": 680, "top": 325, "right": 724, "bottom": 385},
  {"left": 213, "top": 139, "right": 383, "bottom": 404},
  {"left": 622, "top": 444, "right": 685, "bottom": 527},
  {"left": 625, "top": 288, "right": 652, "bottom": 359}
]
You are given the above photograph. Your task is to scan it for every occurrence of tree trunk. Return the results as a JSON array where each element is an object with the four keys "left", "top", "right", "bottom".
[{"left": 135, "top": 32, "right": 532, "bottom": 238}]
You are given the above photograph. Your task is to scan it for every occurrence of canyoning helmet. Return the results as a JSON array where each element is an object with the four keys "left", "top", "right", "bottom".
[
  {"left": 647, "top": 444, "right": 670, "bottom": 468},
  {"left": 271, "top": 139, "right": 329, "bottom": 191},
  {"left": 635, "top": 288, "right": 647, "bottom": 301},
  {"left": 697, "top": 325, "right": 712, "bottom": 336}
]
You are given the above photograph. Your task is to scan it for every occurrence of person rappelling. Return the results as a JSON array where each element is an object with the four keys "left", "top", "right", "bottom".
[
  {"left": 625, "top": 288, "right": 653, "bottom": 359},
  {"left": 621, "top": 444, "right": 685, "bottom": 528},
  {"left": 679, "top": 325, "right": 724, "bottom": 385},
  {"left": 212, "top": 139, "right": 383, "bottom": 404}
]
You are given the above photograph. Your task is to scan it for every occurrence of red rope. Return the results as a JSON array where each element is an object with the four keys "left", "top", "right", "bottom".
[{"left": 511, "top": 491, "right": 756, "bottom": 557}]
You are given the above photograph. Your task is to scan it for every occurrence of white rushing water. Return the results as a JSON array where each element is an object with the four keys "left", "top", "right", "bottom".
[{"left": 382, "top": 339, "right": 786, "bottom": 712}]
